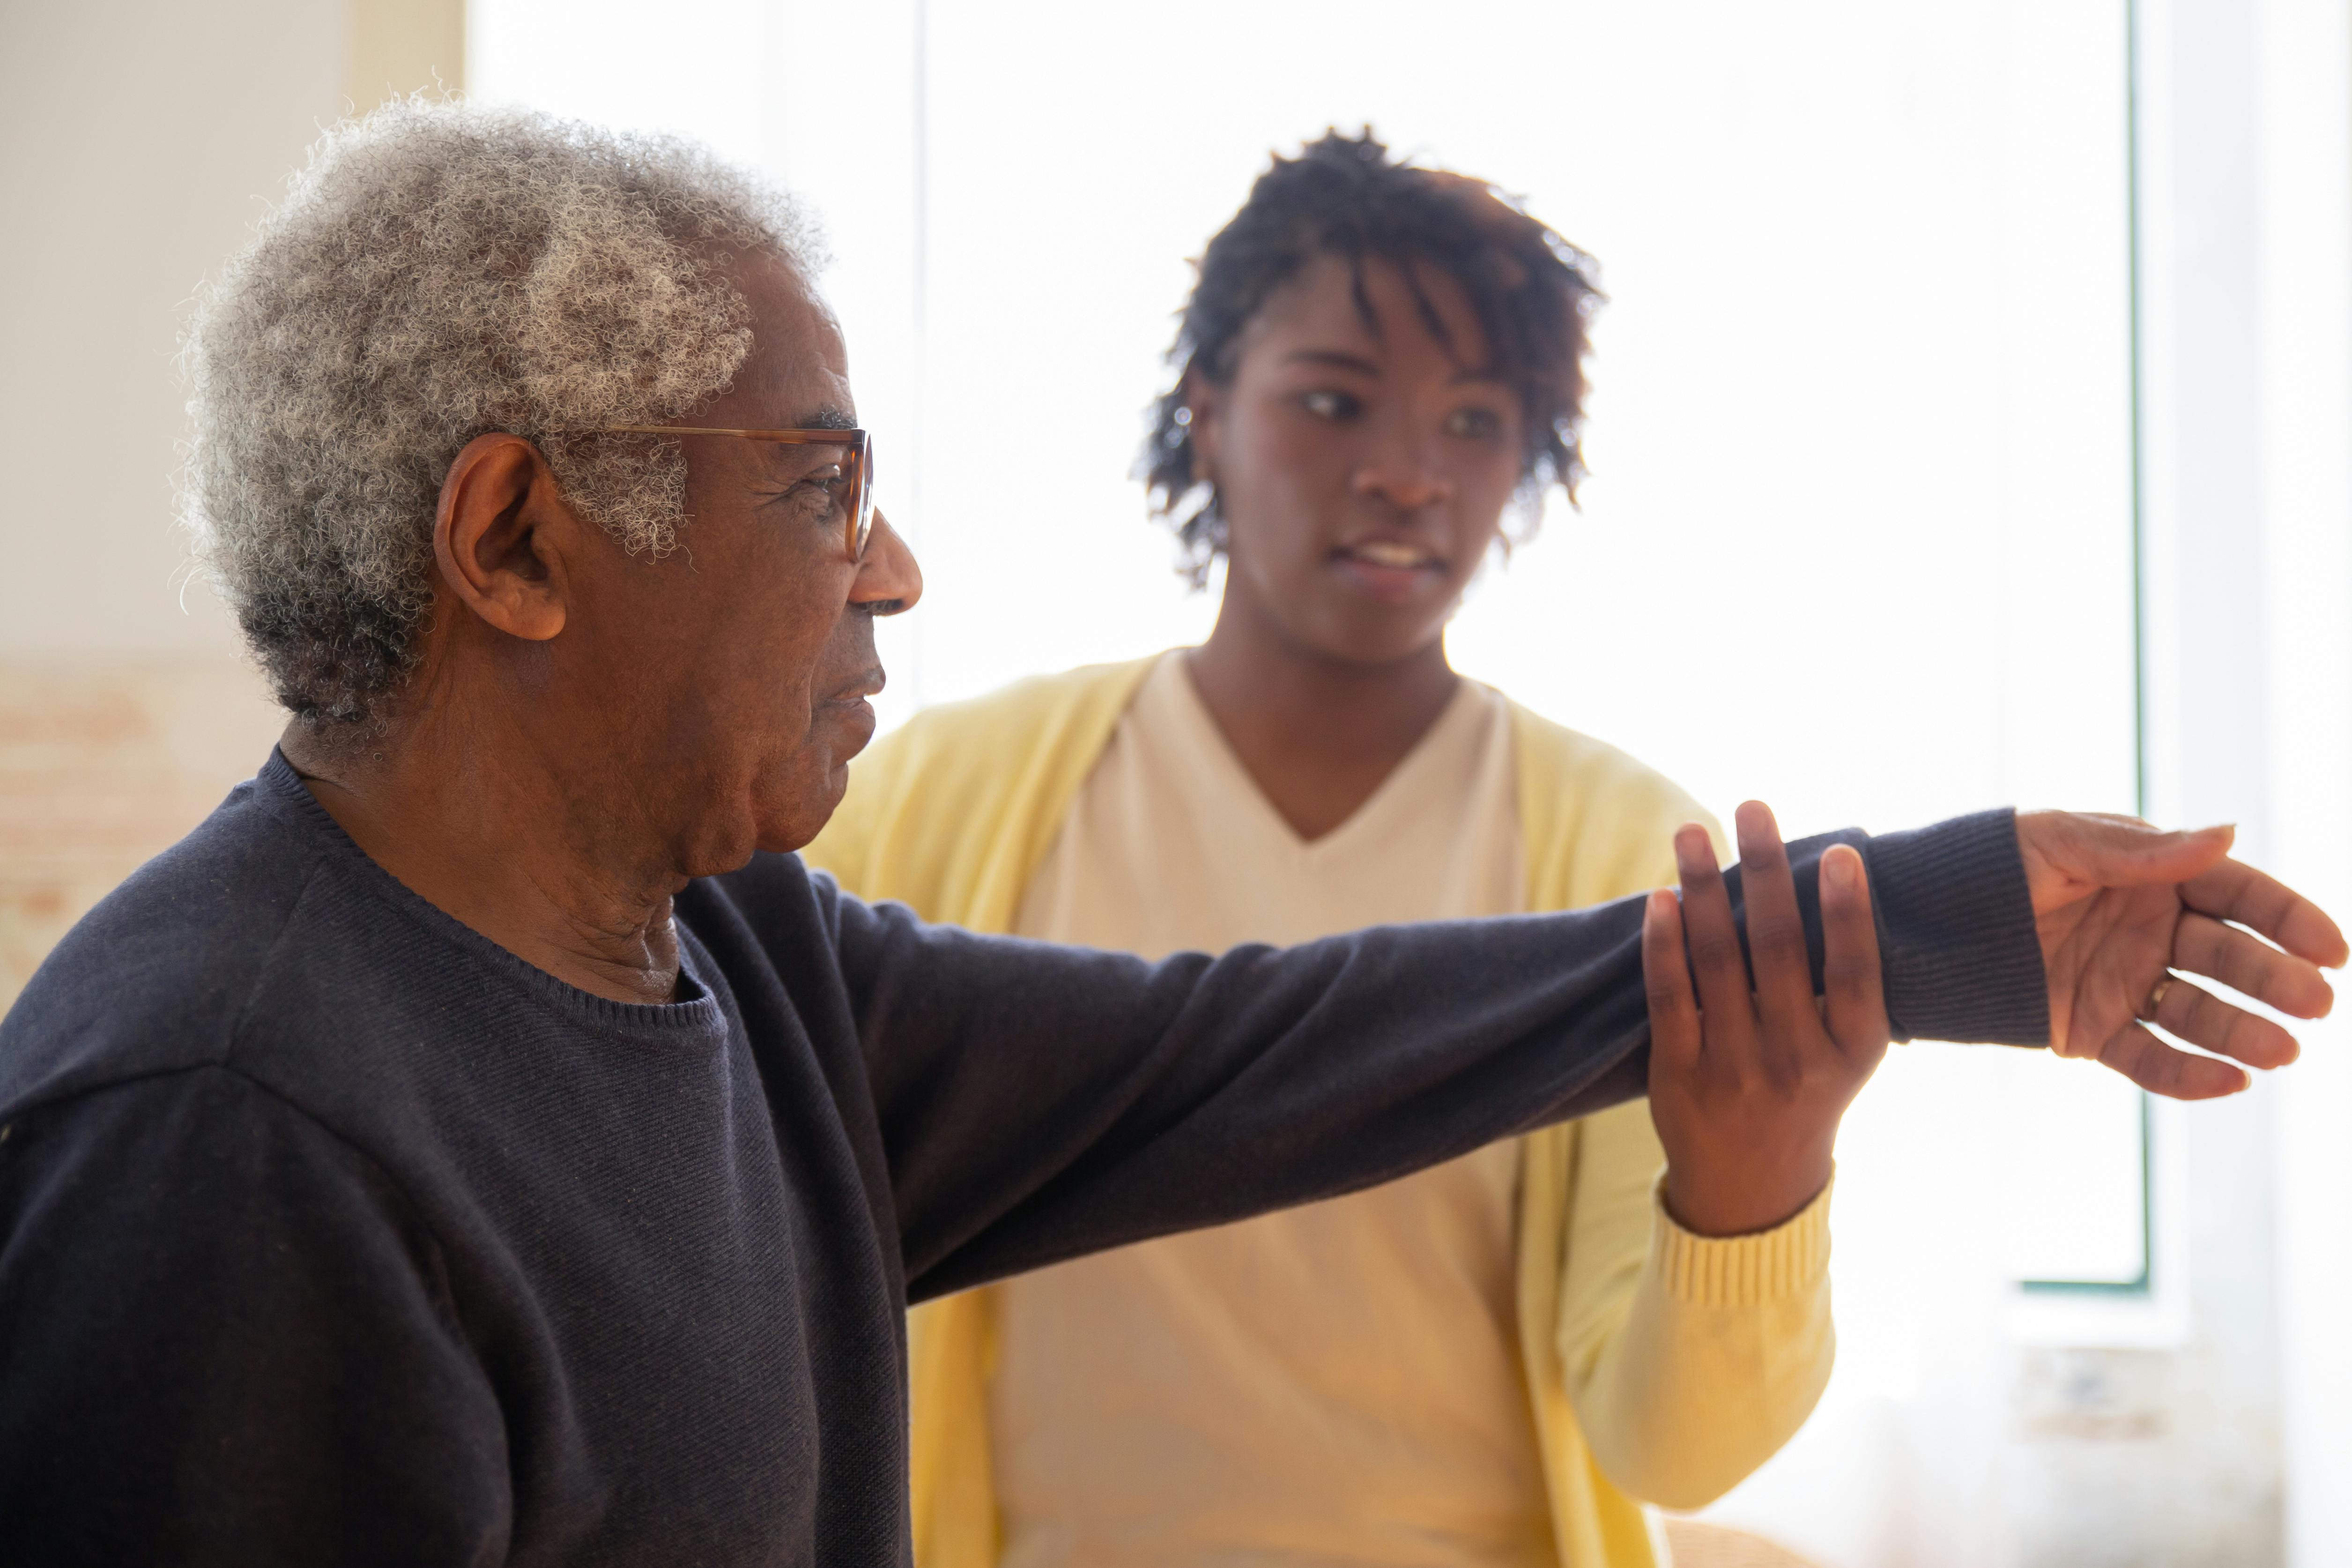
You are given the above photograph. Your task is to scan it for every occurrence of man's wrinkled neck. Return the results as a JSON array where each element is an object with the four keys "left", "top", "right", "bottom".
[{"left": 280, "top": 700, "right": 689, "bottom": 1007}]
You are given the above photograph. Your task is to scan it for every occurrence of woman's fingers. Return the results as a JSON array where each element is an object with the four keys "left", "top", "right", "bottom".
[
  {"left": 2171, "top": 912, "right": 2335, "bottom": 1019},
  {"left": 1650, "top": 816, "right": 1873, "bottom": 1239},
  {"left": 2146, "top": 974, "right": 2300, "bottom": 1069},
  {"left": 2093, "top": 1019, "right": 2251, "bottom": 1100},
  {"left": 2182, "top": 858, "right": 2351, "bottom": 969},
  {"left": 1675, "top": 823, "right": 1756, "bottom": 1056},
  {"left": 1734, "top": 802, "right": 1821, "bottom": 1050},
  {"left": 1643, "top": 889, "right": 1702, "bottom": 1074},
  {"left": 1818, "top": 843, "right": 1891, "bottom": 1062}
]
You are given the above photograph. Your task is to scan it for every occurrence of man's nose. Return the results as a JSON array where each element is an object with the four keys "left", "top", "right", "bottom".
[{"left": 853, "top": 510, "right": 923, "bottom": 615}]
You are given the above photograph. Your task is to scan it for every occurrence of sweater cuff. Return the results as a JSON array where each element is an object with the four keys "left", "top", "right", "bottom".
[
  {"left": 1861, "top": 807, "right": 2050, "bottom": 1046},
  {"left": 1650, "top": 1173, "right": 1834, "bottom": 1308}
]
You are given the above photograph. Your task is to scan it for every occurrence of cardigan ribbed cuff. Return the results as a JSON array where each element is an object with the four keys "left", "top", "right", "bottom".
[
  {"left": 1861, "top": 807, "right": 2050, "bottom": 1047},
  {"left": 1650, "top": 1173, "right": 1834, "bottom": 1308}
]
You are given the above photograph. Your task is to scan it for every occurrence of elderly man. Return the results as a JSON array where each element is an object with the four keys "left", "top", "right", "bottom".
[{"left": 0, "top": 104, "right": 2339, "bottom": 1566}]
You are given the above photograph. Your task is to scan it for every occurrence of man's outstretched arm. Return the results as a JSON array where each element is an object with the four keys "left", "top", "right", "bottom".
[
  {"left": 828, "top": 807, "right": 2338, "bottom": 1301},
  {"left": 811, "top": 807, "right": 2320, "bottom": 1301}
]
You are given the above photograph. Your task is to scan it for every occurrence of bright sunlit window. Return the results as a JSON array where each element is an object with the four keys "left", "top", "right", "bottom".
[{"left": 473, "top": 1, "right": 2147, "bottom": 1553}]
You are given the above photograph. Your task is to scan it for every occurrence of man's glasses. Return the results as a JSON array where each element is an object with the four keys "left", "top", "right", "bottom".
[{"left": 602, "top": 426, "right": 876, "bottom": 561}]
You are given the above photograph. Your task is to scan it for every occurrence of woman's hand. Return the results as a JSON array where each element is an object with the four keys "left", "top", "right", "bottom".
[
  {"left": 1642, "top": 802, "right": 1886, "bottom": 1238},
  {"left": 2017, "top": 812, "right": 2347, "bottom": 1098}
]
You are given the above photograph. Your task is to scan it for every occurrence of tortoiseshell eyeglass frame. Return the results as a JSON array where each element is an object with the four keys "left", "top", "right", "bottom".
[{"left": 600, "top": 425, "right": 875, "bottom": 561}]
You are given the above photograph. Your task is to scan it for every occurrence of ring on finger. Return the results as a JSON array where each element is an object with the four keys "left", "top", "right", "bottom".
[{"left": 2140, "top": 976, "right": 2175, "bottom": 1023}]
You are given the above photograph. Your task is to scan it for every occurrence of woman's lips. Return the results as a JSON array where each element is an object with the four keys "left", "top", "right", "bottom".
[{"left": 1331, "top": 541, "right": 1446, "bottom": 602}]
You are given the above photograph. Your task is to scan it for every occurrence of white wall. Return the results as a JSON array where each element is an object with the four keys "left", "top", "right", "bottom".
[
  {"left": 0, "top": 0, "right": 346, "bottom": 658},
  {"left": 0, "top": 1, "right": 424, "bottom": 1008}
]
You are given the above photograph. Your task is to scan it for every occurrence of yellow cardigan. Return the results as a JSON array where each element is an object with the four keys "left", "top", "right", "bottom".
[{"left": 803, "top": 657, "right": 1834, "bottom": 1568}]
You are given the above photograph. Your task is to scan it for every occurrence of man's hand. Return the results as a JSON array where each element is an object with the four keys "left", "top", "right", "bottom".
[
  {"left": 1643, "top": 803, "right": 1887, "bottom": 1237},
  {"left": 2019, "top": 811, "right": 2348, "bottom": 1099}
]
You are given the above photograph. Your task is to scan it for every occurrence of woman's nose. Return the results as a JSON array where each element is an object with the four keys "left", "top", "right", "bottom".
[
  {"left": 1351, "top": 453, "right": 1454, "bottom": 510},
  {"left": 852, "top": 510, "right": 923, "bottom": 614}
]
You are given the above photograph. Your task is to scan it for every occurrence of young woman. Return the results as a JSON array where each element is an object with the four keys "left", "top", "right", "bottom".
[{"left": 813, "top": 134, "right": 1989, "bottom": 1567}]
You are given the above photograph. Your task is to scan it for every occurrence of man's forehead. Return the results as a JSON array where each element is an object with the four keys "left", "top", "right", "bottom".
[{"left": 723, "top": 249, "right": 854, "bottom": 424}]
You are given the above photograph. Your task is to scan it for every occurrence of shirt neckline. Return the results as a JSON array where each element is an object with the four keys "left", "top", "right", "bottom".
[
  {"left": 1154, "top": 652, "right": 1498, "bottom": 861},
  {"left": 252, "top": 749, "right": 730, "bottom": 1044}
]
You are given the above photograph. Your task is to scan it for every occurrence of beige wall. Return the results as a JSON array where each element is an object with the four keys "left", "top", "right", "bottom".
[
  {"left": 349, "top": 0, "right": 466, "bottom": 111},
  {"left": 0, "top": 0, "right": 462, "bottom": 1007}
]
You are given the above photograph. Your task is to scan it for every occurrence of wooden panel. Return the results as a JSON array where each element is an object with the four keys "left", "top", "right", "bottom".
[{"left": 0, "top": 657, "right": 286, "bottom": 1009}]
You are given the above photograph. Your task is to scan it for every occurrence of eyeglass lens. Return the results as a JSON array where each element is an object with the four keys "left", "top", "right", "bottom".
[
  {"left": 849, "top": 435, "right": 875, "bottom": 560},
  {"left": 766, "top": 435, "right": 874, "bottom": 560}
]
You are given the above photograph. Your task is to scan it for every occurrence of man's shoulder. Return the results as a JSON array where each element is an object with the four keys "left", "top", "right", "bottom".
[
  {"left": 692, "top": 848, "right": 832, "bottom": 945},
  {"left": 0, "top": 771, "right": 324, "bottom": 1117}
]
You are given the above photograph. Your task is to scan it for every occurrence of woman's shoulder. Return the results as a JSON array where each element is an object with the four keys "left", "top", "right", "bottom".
[
  {"left": 1498, "top": 694, "right": 1721, "bottom": 907},
  {"left": 861, "top": 657, "right": 1157, "bottom": 780},
  {"left": 1502, "top": 696, "right": 1709, "bottom": 820},
  {"left": 801, "top": 656, "right": 1157, "bottom": 904}
]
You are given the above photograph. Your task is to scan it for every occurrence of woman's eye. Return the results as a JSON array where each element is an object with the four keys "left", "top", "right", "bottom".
[
  {"left": 1298, "top": 389, "right": 1361, "bottom": 422},
  {"left": 1445, "top": 407, "right": 1505, "bottom": 439}
]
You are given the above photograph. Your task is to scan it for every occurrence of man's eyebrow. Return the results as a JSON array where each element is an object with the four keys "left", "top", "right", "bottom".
[
  {"left": 1283, "top": 349, "right": 1382, "bottom": 375},
  {"left": 796, "top": 404, "right": 858, "bottom": 431}
]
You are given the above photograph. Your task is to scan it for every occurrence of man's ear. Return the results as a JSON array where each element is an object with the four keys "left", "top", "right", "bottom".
[{"left": 433, "top": 434, "right": 576, "bottom": 642}]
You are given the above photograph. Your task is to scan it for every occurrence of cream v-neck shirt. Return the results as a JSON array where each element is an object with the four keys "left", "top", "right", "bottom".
[{"left": 997, "top": 652, "right": 1554, "bottom": 1568}]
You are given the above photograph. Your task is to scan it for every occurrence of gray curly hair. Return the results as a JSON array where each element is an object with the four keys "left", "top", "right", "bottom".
[{"left": 182, "top": 99, "right": 821, "bottom": 728}]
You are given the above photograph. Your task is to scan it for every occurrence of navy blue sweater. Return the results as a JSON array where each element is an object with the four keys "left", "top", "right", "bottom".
[{"left": 0, "top": 753, "right": 2045, "bottom": 1565}]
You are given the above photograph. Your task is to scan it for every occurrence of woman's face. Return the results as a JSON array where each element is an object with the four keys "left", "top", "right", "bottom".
[{"left": 1189, "top": 252, "right": 1527, "bottom": 667}]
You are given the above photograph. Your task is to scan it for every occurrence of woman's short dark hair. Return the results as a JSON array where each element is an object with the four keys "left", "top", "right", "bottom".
[{"left": 1140, "top": 129, "right": 1603, "bottom": 587}]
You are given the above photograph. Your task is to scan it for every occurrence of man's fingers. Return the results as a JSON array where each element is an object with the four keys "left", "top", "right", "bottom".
[
  {"left": 2147, "top": 974, "right": 2301, "bottom": 1070},
  {"left": 1733, "top": 802, "right": 1818, "bottom": 1044},
  {"left": 2023, "top": 812, "right": 2235, "bottom": 896},
  {"left": 2094, "top": 1020, "right": 2251, "bottom": 1100},
  {"left": 1643, "top": 889, "right": 1702, "bottom": 1073},
  {"left": 2171, "top": 912, "right": 2336, "bottom": 1019},
  {"left": 1675, "top": 823, "right": 1755, "bottom": 1052},
  {"left": 2182, "top": 859, "right": 2352, "bottom": 970},
  {"left": 1819, "top": 844, "right": 1890, "bottom": 1062}
]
